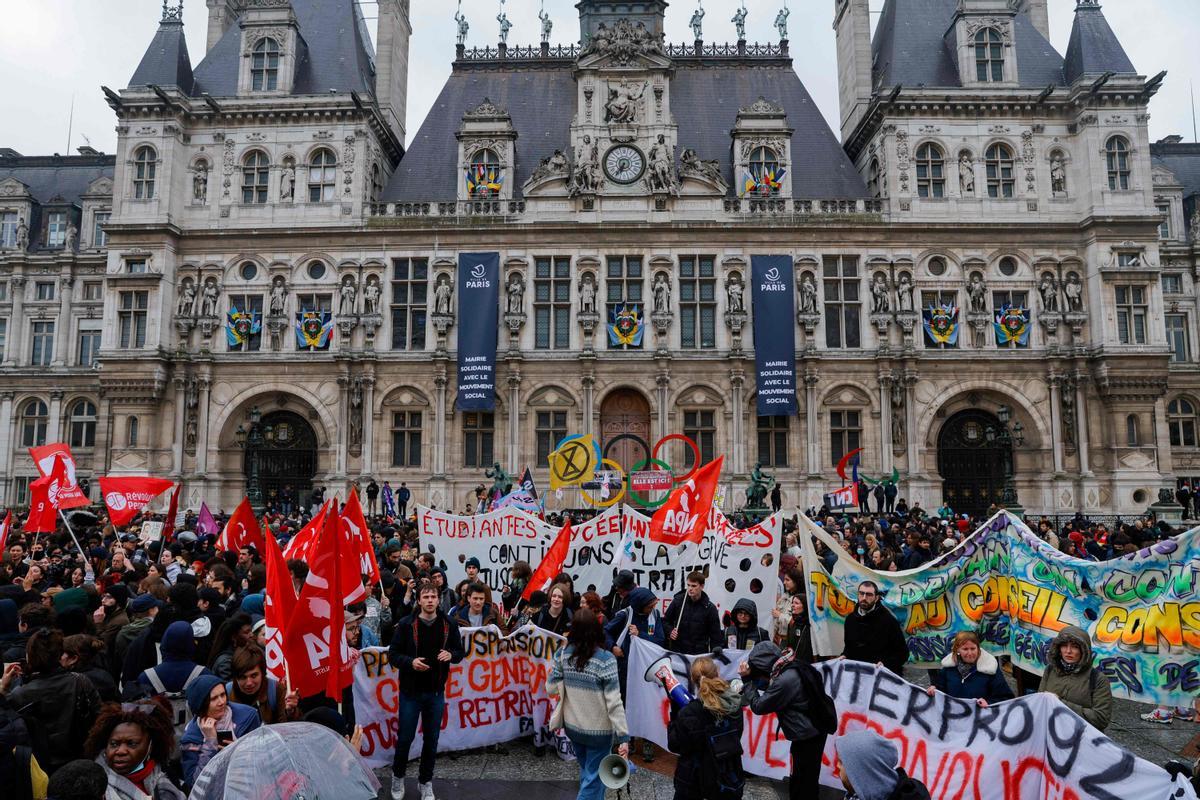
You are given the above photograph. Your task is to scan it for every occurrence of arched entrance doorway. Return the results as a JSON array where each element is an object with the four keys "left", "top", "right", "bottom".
[
  {"left": 937, "top": 410, "right": 1009, "bottom": 516},
  {"left": 600, "top": 389, "right": 651, "bottom": 473},
  {"left": 245, "top": 410, "right": 318, "bottom": 504}
]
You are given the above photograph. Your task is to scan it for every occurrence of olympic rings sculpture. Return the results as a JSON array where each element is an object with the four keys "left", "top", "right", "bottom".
[{"left": 553, "top": 433, "right": 702, "bottom": 510}]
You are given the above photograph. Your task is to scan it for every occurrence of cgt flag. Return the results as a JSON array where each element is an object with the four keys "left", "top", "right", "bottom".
[
  {"left": 262, "top": 520, "right": 297, "bottom": 682},
  {"left": 650, "top": 456, "right": 724, "bottom": 548},
  {"left": 98, "top": 476, "right": 177, "bottom": 527},
  {"left": 824, "top": 483, "right": 859, "bottom": 511},
  {"left": 217, "top": 498, "right": 265, "bottom": 553},
  {"left": 28, "top": 443, "right": 91, "bottom": 509},
  {"left": 340, "top": 491, "right": 381, "bottom": 604}
]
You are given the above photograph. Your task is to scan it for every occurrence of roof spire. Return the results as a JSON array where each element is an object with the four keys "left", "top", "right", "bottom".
[{"left": 162, "top": 1, "right": 184, "bottom": 23}]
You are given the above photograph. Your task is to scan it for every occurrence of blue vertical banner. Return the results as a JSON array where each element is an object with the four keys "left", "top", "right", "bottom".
[
  {"left": 751, "top": 255, "right": 798, "bottom": 416},
  {"left": 455, "top": 252, "right": 500, "bottom": 411}
]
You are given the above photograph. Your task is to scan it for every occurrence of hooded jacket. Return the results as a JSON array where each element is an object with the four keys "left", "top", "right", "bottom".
[
  {"left": 1039, "top": 625, "right": 1112, "bottom": 731},
  {"left": 739, "top": 641, "right": 821, "bottom": 742},
  {"left": 931, "top": 648, "right": 1014, "bottom": 704},
  {"left": 842, "top": 601, "right": 909, "bottom": 677},
  {"left": 604, "top": 587, "right": 665, "bottom": 653},
  {"left": 667, "top": 684, "right": 745, "bottom": 799},
  {"left": 722, "top": 598, "right": 771, "bottom": 651},
  {"left": 664, "top": 589, "right": 723, "bottom": 656},
  {"left": 839, "top": 730, "right": 931, "bottom": 800},
  {"left": 179, "top": 674, "right": 261, "bottom": 787},
  {"left": 135, "top": 621, "right": 213, "bottom": 696}
]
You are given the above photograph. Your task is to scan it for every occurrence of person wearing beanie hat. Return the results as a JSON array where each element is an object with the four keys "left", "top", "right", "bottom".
[
  {"left": 836, "top": 730, "right": 930, "bottom": 800},
  {"left": 239, "top": 593, "right": 265, "bottom": 617},
  {"left": 604, "top": 569, "right": 638, "bottom": 620},
  {"left": 464, "top": 557, "right": 481, "bottom": 583},
  {"left": 178, "top": 674, "right": 261, "bottom": 786}
]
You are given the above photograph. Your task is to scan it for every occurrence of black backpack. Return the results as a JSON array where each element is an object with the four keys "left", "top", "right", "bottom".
[
  {"left": 700, "top": 713, "right": 746, "bottom": 800},
  {"left": 794, "top": 662, "right": 838, "bottom": 736}
]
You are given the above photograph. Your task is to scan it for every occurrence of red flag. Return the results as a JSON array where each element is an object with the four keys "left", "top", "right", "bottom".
[
  {"left": 282, "top": 500, "right": 329, "bottom": 562},
  {"left": 284, "top": 505, "right": 352, "bottom": 699},
  {"left": 98, "top": 476, "right": 176, "bottom": 527},
  {"left": 650, "top": 456, "right": 724, "bottom": 547},
  {"left": 217, "top": 498, "right": 264, "bottom": 553},
  {"left": 340, "top": 491, "right": 380, "bottom": 601},
  {"left": 0, "top": 511, "right": 12, "bottom": 553},
  {"left": 28, "top": 444, "right": 90, "bottom": 509},
  {"left": 522, "top": 520, "right": 573, "bottom": 602},
  {"left": 25, "top": 476, "right": 59, "bottom": 534},
  {"left": 162, "top": 484, "right": 182, "bottom": 542},
  {"left": 263, "top": 519, "right": 298, "bottom": 682}
]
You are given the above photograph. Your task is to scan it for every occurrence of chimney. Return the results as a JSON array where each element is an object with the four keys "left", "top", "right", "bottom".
[
  {"left": 205, "top": 0, "right": 244, "bottom": 54},
  {"left": 1022, "top": 0, "right": 1050, "bottom": 40},
  {"left": 834, "top": 0, "right": 873, "bottom": 142},
  {"left": 376, "top": 0, "right": 412, "bottom": 147}
]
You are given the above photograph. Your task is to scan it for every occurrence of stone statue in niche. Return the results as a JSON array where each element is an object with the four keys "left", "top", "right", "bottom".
[
  {"left": 959, "top": 154, "right": 975, "bottom": 196},
  {"left": 871, "top": 274, "right": 890, "bottom": 313},
  {"left": 1039, "top": 274, "right": 1060, "bottom": 312},
  {"left": 505, "top": 273, "right": 525, "bottom": 315},
  {"left": 349, "top": 381, "right": 363, "bottom": 446},
  {"left": 434, "top": 275, "right": 454, "bottom": 316},
  {"left": 652, "top": 273, "right": 671, "bottom": 313},
  {"left": 604, "top": 81, "right": 647, "bottom": 124},
  {"left": 339, "top": 277, "right": 358, "bottom": 315},
  {"left": 967, "top": 273, "right": 988, "bottom": 313},
  {"left": 363, "top": 276, "right": 381, "bottom": 315},
  {"left": 15, "top": 217, "right": 28, "bottom": 250},
  {"left": 269, "top": 277, "right": 288, "bottom": 315},
  {"left": 891, "top": 381, "right": 906, "bottom": 446},
  {"left": 646, "top": 135, "right": 676, "bottom": 194},
  {"left": 1064, "top": 273, "right": 1083, "bottom": 312},
  {"left": 193, "top": 163, "right": 208, "bottom": 203},
  {"left": 798, "top": 274, "right": 818, "bottom": 314},
  {"left": 199, "top": 278, "right": 220, "bottom": 317},
  {"left": 571, "top": 136, "right": 600, "bottom": 194},
  {"left": 1051, "top": 156, "right": 1066, "bottom": 195},
  {"left": 896, "top": 273, "right": 914, "bottom": 312},
  {"left": 185, "top": 416, "right": 198, "bottom": 450},
  {"left": 63, "top": 222, "right": 77, "bottom": 251},
  {"left": 579, "top": 274, "right": 596, "bottom": 314},
  {"left": 727, "top": 276, "right": 744, "bottom": 313},
  {"left": 280, "top": 161, "right": 296, "bottom": 202},
  {"left": 177, "top": 278, "right": 197, "bottom": 317}
]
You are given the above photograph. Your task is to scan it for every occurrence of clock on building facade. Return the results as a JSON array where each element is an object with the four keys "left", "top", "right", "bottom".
[{"left": 604, "top": 145, "right": 645, "bottom": 184}]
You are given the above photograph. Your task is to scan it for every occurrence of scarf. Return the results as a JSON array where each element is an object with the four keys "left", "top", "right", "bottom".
[
  {"left": 955, "top": 660, "right": 973, "bottom": 680},
  {"left": 1056, "top": 658, "right": 1081, "bottom": 675},
  {"left": 770, "top": 647, "right": 797, "bottom": 682},
  {"left": 124, "top": 758, "right": 158, "bottom": 794}
]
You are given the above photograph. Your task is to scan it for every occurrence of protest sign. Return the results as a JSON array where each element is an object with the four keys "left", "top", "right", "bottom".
[
  {"left": 417, "top": 504, "right": 623, "bottom": 596},
  {"left": 352, "top": 624, "right": 564, "bottom": 769},
  {"left": 626, "top": 638, "right": 1198, "bottom": 799},
  {"left": 800, "top": 510, "right": 1200, "bottom": 705},
  {"left": 620, "top": 507, "right": 779, "bottom": 626}
]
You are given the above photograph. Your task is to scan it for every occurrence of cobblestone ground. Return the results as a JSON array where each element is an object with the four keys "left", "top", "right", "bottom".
[{"left": 376, "top": 667, "right": 1198, "bottom": 799}]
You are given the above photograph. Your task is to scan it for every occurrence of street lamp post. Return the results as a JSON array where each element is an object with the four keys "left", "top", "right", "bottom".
[
  {"left": 235, "top": 406, "right": 274, "bottom": 512},
  {"left": 985, "top": 404, "right": 1025, "bottom": 517}
]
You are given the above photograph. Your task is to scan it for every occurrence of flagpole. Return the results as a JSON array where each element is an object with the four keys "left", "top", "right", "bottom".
[{"left": 58, "top": 509, "right": 93, "bottom": 581}]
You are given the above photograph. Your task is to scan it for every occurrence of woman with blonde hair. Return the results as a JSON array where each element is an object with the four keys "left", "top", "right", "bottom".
[
  {"left": 667, "top": 656, "right": 746, "bottom": 799},
  {"left": 926, "top": 631, "right": 1013, "bottom": 707}
]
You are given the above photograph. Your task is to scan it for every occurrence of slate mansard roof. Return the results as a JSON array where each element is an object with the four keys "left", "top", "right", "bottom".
[
  {"left": 1152, "top": 141, "right": 1200, "bottom": 236},
  {"left": 128, "top": 0, "right": 377, "bottom": 98},
  {"left": 0, "top": 153, "right": 115, "bottom": 207},
  {"left": 382, "top": 61, "right": 869, "bottom": 203}
]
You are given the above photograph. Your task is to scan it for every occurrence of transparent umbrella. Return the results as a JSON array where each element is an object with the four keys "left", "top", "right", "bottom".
[{"left": 190, "top": 722, "right": 381, "bottom": 800}]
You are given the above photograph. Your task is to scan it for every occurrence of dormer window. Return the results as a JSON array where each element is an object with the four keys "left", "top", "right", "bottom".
[
  {"left": 251, "top": 38, "right": 280, "bottom": 91},
  {"left": 466, "top": 149, "right": 502, "bottom": 198},
  {"left": 133, "top": 146, "right": 156, "bottom": 199},
  {"left": 974, "top": 29, "right": 1004, "bottom": 82},
  {"left": 242, "top": 151, "right": 270, "bottom": 204},
  {"left": 307, "top": 149, "right": 337, "bottom": 202},
  {"left": 1106, "top": 136, "right": 1131, "bottom": 190},
  {"left": 47, "top": 212, "right": 67, "bottom": 247},
  {"left": 747, "top": 147, "right": 782, "bottom": 196}
]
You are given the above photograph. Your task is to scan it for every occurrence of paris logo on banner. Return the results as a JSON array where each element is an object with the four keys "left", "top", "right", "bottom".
[
  {"left": 456, "top": 252, "right": 500, "bottom": 411},
  {"left": 751, "top": 255, "right": 798, "bottom": 416}
]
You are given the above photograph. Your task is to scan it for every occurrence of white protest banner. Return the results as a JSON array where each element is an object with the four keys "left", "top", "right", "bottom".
[
  {"left": 352, "top": 624, "right": 566, "bottom": 769},
  {"left": 417, "top": 504, "right": 623, "bottom": 595},
  {"left": 620, "top": 507, "right": 780, "bottom": 626},
  {"left": 626, "top": 639, "right": 1198, "bottom": 799}
]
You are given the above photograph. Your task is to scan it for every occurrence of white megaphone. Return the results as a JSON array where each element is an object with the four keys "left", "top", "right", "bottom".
[
  {"left": 599, "top": 753, "right": 630, "bottom": 789},
  {"left": 643, "top": 655, "right": 695, "bottom": 709}
]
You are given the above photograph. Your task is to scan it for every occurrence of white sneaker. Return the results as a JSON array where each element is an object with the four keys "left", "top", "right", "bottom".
[
  {"left": 1140, "top": 708, "right": 1172, "bottom": 724},
  {"left": 390, "top": 777, "right": 407, "bottom": 800},
  {"left": 418, "top": 782, "right": 435, "bottom": 800}
]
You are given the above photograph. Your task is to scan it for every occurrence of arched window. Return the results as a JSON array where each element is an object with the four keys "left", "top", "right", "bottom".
[
  {"left": 985, "top": 143, "right": 1015, "bottom": 198},
  {"left": 867, "top": 158, "right": 881, "bottom": 198},
  {"left": 748, "top": 146, "right": 781, "bottom": 196},
  {"left": 915, "top": 143, "right": 945, "bottom": 198},
  {"left": 1125, "top": 414, "right": 1139, "bottom": 447},
  {"left": 69, "top": 400, "right": 97, "bottom": 448},
  {"left": 242, "top": 151, "right": 270, "bottom": 204},
  {"left": 757, "top": 415, "right": 789, "bottom": 468},
  {"left": 307, "top": 149, "right": 337, "bottom": 202},
  {"left": 1168, "top": 398, "right": 1198, "bottom": 447},
  {"left": 20, "top": 399, "right": 48, "bottom": 448},
  {"left": 974, "top": 28, "right": 1004, "bottom": 82},
  {"left": 1106, "top": 136, "right": 1131, "bottom": 191},
  {"left": 251, "top": 37, "right": 280, "bottom": 91},
  {"left": 132, "top": 146, "right": 156, "bottom": 199},
  {"left": 467, "top": 149, "right": 502, "bottom": 198},
  {"left": 127, "top": 416, "right": 140, "bottom": 448}
]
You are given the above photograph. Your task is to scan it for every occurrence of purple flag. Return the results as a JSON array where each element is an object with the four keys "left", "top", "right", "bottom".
[{"left": 196, "top": 502, "right": 219, "bottom": 538}]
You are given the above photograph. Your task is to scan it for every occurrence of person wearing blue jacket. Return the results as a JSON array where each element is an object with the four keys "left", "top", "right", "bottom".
[
  {"left": 134, "top": 620, "right": 213, "bottom": 698},
  {"left": 926, "top": 632, "right": 1013, "bottom": 707},
  {"left": 179, "top": 674, "right": 261, "bottom": 786}
]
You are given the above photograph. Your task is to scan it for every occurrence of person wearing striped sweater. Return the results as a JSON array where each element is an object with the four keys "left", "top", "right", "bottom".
[{"left": 547, "top": 609, "right": 629, "bottom": 800}]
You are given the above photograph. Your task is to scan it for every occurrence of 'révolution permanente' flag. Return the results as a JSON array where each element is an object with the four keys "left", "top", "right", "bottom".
[
  {"left": 751, "top": 255, "right": 798, "bottom": 415},
  {"left": 456, "top": 252, "right": 500, "bottom": 411}
]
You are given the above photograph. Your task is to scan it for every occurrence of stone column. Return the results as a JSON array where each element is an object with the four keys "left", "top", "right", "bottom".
[
  {"left": 361, "top": 376, "right": 376, "bottom": 476},
  {"left": 581, "top": 375, "right": 595, "bottom": 438},
  {"left": 730, "top": 368, "right": 745, "bottom": 474},
  {"left": 1153, "top": 396, "right": 1174, "bottom": 476},
  {"left": 805, "top": 373, "right": 820, "bottom": 475},
  {"left": 1048, "top": 376, "right": 1064, "bottom": 474},
  {"left": 904, "top": 374, "right": 919, "bottom": 476},
  {"left": 3, "top": 277, "right": 25, "bottom": 367},
  {"left": 1075, "top": 378, "right": 1091, "bottom": 475},
  {"left": 196, "top": 378, "right": 212, "bottom": 475},
  {"left": 48, "top": 391, "right": 64, "bottom": 443},
  {"left": 0, "top": 392, "right": 14, "bottom": 502},
  {"left": 52, "top": 277, "right": 72, "bottom": 367},
  {"left": 171, "top": 377, "right": 186, "bottom": 477},
  {"left": 433, "top": 373, "right": 448, "bottom": 476},
  {"left": 507, "top": 372, "right": 521, "bottom": 473},
  {"left": 655, "top": 373, "right": 670, "bottom": 441},
  {"left": 336, "top": 377, "right": 350, "bottom": 476},
  {"left": 878, "top": 374, "right": 894, "bottom": 473}
]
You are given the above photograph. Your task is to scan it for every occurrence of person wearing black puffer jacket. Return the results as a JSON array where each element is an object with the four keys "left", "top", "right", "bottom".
[
  {"left": 667, "top": 656, "right": 746, "bottom": 800},
  {"left": 842, "top": 580, "right": 908, "bottom": 677},
  {"left": 721, "top": 599, "right": 771, "bottom": 652},
  {"left": 663, "top": 572, "right": 723, "bottom": 656}
]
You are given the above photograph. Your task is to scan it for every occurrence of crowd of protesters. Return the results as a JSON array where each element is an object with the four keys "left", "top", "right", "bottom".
[{"left": 0, "top": 486, "right": 1197, "bottom": 800}]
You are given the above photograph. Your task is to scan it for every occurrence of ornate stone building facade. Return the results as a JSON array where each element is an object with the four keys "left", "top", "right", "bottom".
[{"left": 2, "top": 0, "right": 1199, "bottom": 517}]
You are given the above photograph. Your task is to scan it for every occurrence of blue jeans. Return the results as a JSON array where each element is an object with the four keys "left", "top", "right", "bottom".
[
  {"left": 568, "top": 736, "right": 612, "bottom": 800},
  {"left": 393, "top": 691, "right": 446, "bottom": 785}
]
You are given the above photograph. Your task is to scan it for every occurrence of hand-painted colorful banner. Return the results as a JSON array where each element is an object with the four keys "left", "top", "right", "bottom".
[
  {"left": 800, "top": 510, "right": 1200, "bottom": 705},
  {"left": 351, "top": 625, "right": 564, "bottom": 769},
  {"left": 620, "top": 507, "right": 779, "bottom": 626},
  {"left": 417, "top": 504, "right": 623, "bottom": 596},
  {"left": 751, "top": 255, "right": 797, "bottom": 415},
  {"left": 455, "top": 252, "right": 500, "bottom": 411},
  {"left": 626, "top": 639, "right": 1198, "bottom": 799}
]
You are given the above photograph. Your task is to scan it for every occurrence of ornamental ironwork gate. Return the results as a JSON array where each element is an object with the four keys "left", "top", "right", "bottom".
[
  {"left": 936, "top": 410, "right": 1009, "bottom": 517},
  {"left": 245, "top": 411, "right": 318, "bottom": 505}
]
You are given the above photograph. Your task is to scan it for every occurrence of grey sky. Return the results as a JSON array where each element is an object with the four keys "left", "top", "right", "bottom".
[{"left": 0, "top": 1, "right": 1196, "bottom": 157}]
